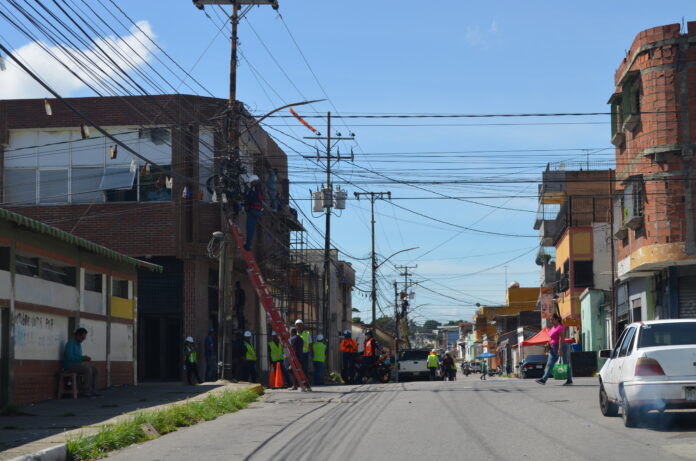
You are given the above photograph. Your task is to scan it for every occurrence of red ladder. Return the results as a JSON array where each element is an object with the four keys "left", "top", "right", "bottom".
[{"left": 228, "top": 222, "right": 312, "bottom": 391}]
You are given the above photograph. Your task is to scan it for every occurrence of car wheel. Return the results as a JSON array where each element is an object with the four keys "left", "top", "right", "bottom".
[
  {"left": 599, "top": 382, "right": 619, "bottom": 417},
  {"left": 620, "top": 389, "right": 640, "bottom": 427}
]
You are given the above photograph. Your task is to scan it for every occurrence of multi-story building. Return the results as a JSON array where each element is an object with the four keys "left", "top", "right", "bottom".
[
  {"left": 0, "top": 95, "right": 303, "bottom": 382},
  {"left": 534, "top": 168, "right": 613, "bottom": 341},
  {"left": 609, "top": 22, "right": 696, "bottom": 330}
]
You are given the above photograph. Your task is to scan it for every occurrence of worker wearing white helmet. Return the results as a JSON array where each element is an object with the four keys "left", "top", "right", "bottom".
[
  {"left": 312, "top": 334, "right": 327, "bottom": 385},
  {"left": 241, "top": 331, "right": 257, "bottom": 383},
  {"left": 183, "top": 336, "right": 202, "bottom": 385},
  {"left": 294, "top": 319, "right": 311, "bottom": 374}
]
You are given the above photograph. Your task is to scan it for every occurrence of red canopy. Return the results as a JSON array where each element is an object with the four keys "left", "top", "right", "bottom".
[{"left": 519, "top": 327, "right": 575, "bottom": 347}]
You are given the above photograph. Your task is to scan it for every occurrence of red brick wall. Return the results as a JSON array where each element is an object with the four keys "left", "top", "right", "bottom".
[
  {"left": 110, "top": 361, "right": 134, "bottom": 386},
  {"left": 614, "top": 22, "right": 696, "bottom": 262}
]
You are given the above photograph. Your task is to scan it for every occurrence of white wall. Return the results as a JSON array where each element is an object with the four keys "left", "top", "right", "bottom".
[
  {"left": 15, "top": 274, "right": 78, "bottom": 310},
  {"left": 593, "top": 223, "right": 612, "bottom": 291},
  {"left": 0, "top": 270, "right": 9, "bottom": 298},
  {"left": 83, "top": 291, "right": 104, "bottom": 315},
  {"left": 14, "top": 309, "right": 69, "bottom": 360},
  {"left": 110, "top": 323, "right": 133, "bottom": 362},
  {"left": 79, "top": 318, "right": 107, "bottom": 361}
]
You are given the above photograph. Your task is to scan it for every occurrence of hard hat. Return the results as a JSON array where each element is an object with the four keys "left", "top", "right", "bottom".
[
  {"left": 185, "top": 336, "right": 194, "bottom": 343},
  {"left": 271, "top": 331, "right": 277, "bottom": 336},
  {"left": 365, "top": 329, "right": 373, "bottom": 336},
  {"left": 316, "top": 334, "right": 324, "bottom": 341},
  {"left": 295, "top": 319, "right": 304, "bottom": 325},
  {"left": 243, "top": 174, "right": 260, "bottom": 184},
  {"left": 344, "top": 329, "right": 352, "bottom": 336},
  {"left": 431, "top": 349, "right": 437, "bottom": 353},
  {"left": 244, "top": 331, "right": 252, "bottom": 338}
]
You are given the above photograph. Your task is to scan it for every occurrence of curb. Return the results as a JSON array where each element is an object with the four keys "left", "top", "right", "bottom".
[
  {"left": 8, "top": 445, "right": 66, "bottom": 461},
  {"left": 5, "top": 383, "right": 263, "bottom": 461}
]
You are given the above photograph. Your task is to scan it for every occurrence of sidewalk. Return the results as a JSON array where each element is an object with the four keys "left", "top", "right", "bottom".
[{"left": 0, "top": 380, "right": 263, "bottom": 461}]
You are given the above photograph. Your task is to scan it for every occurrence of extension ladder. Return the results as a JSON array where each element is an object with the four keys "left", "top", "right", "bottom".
[{"left": 228, "top": 222, "right": 312, "bottom": 391}]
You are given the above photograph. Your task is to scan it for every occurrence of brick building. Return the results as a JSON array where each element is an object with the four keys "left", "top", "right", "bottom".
[
  {"left": 609, "top": 22, "right": 696, "bottom": 329},
  {"left": 0, "top": 94, "right": 300, "bottom": 381}
]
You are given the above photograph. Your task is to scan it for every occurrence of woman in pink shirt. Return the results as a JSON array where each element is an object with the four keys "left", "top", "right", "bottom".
[{"left": 536, "top": 313, "right": 573, "bottom": 385}]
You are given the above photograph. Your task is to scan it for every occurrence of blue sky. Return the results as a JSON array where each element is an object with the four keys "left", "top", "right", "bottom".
[{"left": 1, "top": 1, "right": 694, "bottom": 324}]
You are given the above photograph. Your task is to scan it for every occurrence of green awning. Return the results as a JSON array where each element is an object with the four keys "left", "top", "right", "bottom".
[{"left": 0, "top": 207, "right": 162, "bottom": 272}]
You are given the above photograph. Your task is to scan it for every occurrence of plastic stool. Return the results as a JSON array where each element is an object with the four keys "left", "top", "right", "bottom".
[{"left": 57, "top": 371, "right": 78, "bottom": 399}]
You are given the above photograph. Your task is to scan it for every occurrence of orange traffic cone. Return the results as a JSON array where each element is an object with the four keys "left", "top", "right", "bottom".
[
  {"left": 268, "top": 363, "right": 277, "bottom": 388},
  {"left": 274, "top": 362, "right": 285, "bottom": 388}
]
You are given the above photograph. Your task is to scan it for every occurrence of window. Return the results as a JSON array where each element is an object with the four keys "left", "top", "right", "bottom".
[
  {"left": 41, "top": 262, "right": 76, "bottom": 286},
  {"left": 637, "top": 322, "right": 696, "bottom": 348},
  {"left": 39, "top": 169, "right": 69, "bottom": 204},
  {"left": 0, "top": 247, "right": 9, "bottom": 271},
  {"left": 610, "top": 97, "right": 623, "bottom": 139},
  {"left": 112, "top": 279, "right": 129, "bottom": 298},
  {"left": 611, "top": 328, "right": 628, "bottom": 358},
  {"left": 631, "top": 298, "right": 642, "bottom": 323},
  {"left": 15, "top": 255, "right": 39, "bottom": 277},
  {"left": 573, "top": 261, "right": 594, "bottom": 288},
  {"left": 139, "top": 166, "right": 172, "bottom": 202},
  {"left": 621, "top": 73, "right": 642, "bottom": 131},
  {"left": 3, "top": 169, "right": 37, "bottom": 205},
  {"left": 84, "top": 272, "right": 103, "bottom": 293},
  {"left": 71, "top": 167, "right": 104, "bottom": 204},
  {"left": 618, "top": 327, "right": 636, "bottom": 357}
]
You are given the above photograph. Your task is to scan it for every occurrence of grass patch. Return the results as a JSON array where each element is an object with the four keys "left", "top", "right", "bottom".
[{"left": 66, "top": 389, "right": 259, "bottom": 461}]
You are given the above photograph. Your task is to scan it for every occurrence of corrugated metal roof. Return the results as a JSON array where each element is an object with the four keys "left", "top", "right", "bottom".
[{"left": 0, "top": 207, "right": 162, "bottom": 272}]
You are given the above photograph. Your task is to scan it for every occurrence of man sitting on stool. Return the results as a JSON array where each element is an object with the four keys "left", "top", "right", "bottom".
[{"left": 63, "top": 327, "right": 99, "bottom": 397}]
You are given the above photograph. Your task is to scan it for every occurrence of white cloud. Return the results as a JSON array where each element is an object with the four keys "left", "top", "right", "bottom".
[
  {"left": 0, "top": 21, "right": 156, "bottom": 99},
  {"left": 465, "top": 20, "right": 499, "bottom": 47}
]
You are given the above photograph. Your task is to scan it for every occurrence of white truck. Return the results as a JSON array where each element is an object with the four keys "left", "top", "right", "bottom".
[{"left": 397, "top": 349, "right": 432, "bottom": 381}]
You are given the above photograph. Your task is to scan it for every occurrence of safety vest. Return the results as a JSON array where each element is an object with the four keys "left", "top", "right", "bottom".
[
  {"left": 244, "top": 341, "right": 257, "bottom": 361},
  {"left": 340, "top": 338, "right": 357, "bottom": 353},
  {"left": 268, "top": 341, "right": 284, "bottom": 362},
  {"left": 185, "top": 346, "right": 197, "bottom": 364},
  {"left": 364, "top": 338, "right": 375, "bottom": 357},
  {"left": 313, "top": 342, "right": 327, "bottom": 362},
  {"left": 426, "top": 353, "right": 439, "bottom": 368},
  {"left": 300, "top": 330, "right": 311, "bottom": 353}
]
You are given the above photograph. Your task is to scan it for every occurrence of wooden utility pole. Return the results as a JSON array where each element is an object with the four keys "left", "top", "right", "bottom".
[
  {"left": 303, "top": 114, "right": 353, "bottom": 338},
  {"left": 354, "top": 191, "right": 391, "bottom": 326},
  {"left": 396, "top": 264, "right": 417, "bottom": 343}
]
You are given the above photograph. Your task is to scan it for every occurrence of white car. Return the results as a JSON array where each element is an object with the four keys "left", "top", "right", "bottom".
[
  {"left": 598, "top": 319, "right": 696, "bottom": 427},
  {"left": 397, "top": 349, "right": 431, "bottom": 380}
]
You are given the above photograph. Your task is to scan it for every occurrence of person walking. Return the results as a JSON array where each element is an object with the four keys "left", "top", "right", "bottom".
[
  {"left": 268, "top": 331, "right": 289, "bottom": 387},
  {"left": 427, "top": 349, "right": 440, "bottom": 381},
  {"left": 339, "top": 329, "right": 358, "bottom": 383},
  {"left": 204, "top": 327, "right": 216, "bottom": 382},
  {"left": 442, "top": 352, "right": 455, "bottom": 381},
  {"left": 295, "top": 319, "right": 312, "bottom": 375},
  {"left": 480, "top": 359, "right": 487, "bottom": 380},
  {"left": 288, "top": 327, "right": 304, "bottom": 390},
  {"left": 242, "top": 331, "right": 258, "bottom": 383},
  {"left": 536, "top": 313, "right": 574, "bottom": 386},
  {"left": 63, "top": 327, "right": 99, "bottom": 397},
  {"left": 312, "top": 334, "right": 327, "bottom": 385},
  {"left": 184, "top": 336, "right": 202, "bottom": 385}
]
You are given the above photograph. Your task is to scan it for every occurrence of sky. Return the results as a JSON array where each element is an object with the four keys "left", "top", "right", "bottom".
[{"left": 1, "top": 1, "right": 694, "bottom": 324}]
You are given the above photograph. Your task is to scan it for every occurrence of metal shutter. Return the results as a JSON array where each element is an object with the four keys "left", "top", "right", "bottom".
[{"left": 678, "top": 276, "right": 696, "bottom": 318}]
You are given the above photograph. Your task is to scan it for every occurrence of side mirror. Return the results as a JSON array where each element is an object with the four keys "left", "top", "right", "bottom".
[{"left": 599, "top": 349, "right": 612, "bottom": 359}]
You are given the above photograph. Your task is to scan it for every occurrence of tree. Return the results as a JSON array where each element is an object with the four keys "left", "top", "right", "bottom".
[
  {"left": 423, "top": 320, "right": 441, "bottom": 330},
  {"left": 351, "top": 317, "right": 362, "bottom": 324},
  {"left": 446, "top": 320, "right": 464, "bottom": 326}
]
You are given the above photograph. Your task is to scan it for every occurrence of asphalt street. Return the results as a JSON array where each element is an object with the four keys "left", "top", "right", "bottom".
[{"left": 105, "top": 375, "right": 696, "bottom": 461}]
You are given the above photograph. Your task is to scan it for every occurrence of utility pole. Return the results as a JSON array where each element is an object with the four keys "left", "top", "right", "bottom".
[
  {"left": 194, "top": 0, "right": 279, "bottom": 379},
  {"left": 303, "top": 114, "right": 354, "bottom": 338},
  {"left": 394, "top": 280, "right": 400, "bottom": 383},
  {"left": 396, "top": 264, "right": 417, "bottom": 344},
  {"left": 354, "top": 191, "right": 391, "bottom": 326}
]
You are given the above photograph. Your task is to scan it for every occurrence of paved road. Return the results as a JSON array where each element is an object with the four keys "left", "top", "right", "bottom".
[{"left": 106, "top": 376, "right": 696, "bottom": 461}]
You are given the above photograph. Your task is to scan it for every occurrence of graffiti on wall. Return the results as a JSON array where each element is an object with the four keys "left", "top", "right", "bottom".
[{"left": 14, "top": 310, "right": 68, "bottom": 360}]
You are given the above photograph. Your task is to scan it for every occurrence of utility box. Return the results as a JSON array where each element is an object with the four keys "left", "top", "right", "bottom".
[
  {"left": 334, "top": 187, "right": 347, "bottom": 210},
  {"left": 312, "top": 190, "right": 324, "bottom": 212}
]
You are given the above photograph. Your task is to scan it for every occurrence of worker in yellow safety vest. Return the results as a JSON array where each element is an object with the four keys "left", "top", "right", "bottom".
[
  {"left": 312, "top": 334, "right": 327, "bottom": 385},
  {"left": 268, "top": 331, "right": 289, "bottom": 386},
  {"left": 427, "top": 349, "right": 440, "bottom": 381},
  {"left": 242, "top": 331, "right": 257, "bottom": 383},
  {"left": 295, "top": 319, "right": 311, "bottom": 374}
]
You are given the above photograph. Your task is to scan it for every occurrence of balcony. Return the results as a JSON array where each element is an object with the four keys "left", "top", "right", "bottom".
[
  {"left": 539, "top": 170, "right": 567, "bottom": 205},
  {"left": 539, "top": 218, "right": 564, "bottom": 246}
]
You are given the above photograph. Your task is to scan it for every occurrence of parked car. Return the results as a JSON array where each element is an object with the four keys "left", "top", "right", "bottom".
[
  {"left": 398, "top": 349, "right": 431, "bottom": 381},
  {"left": 519, "top": 354, "right": 548, "bottom": 378},
  {"left": 598, "top": 319, "right": 696, "bottom": 427},
  {"left": 469, "top": 361, "right": 482, "bottom": 373}
]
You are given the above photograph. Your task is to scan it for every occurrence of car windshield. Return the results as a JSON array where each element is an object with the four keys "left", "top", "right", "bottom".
[
  {"left": 637, "top": 322, "right": 696, "bottom": 348},
  {"left": 525, "top": 355, "right": 547, "bottom": 362},
  {"left": 400, "top": 350, "right": 429, "bottom": 360}
]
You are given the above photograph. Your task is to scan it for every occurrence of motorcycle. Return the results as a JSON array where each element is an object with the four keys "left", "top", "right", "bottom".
[
  {"left": 355, "top": 353, "right": 391, "bottom": 384},
  {"left": 488, "top": 367, "right": 503, "bottom": 377},
  {"left": 461, "top": 363, "right": 471, "bottom": 376}
]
